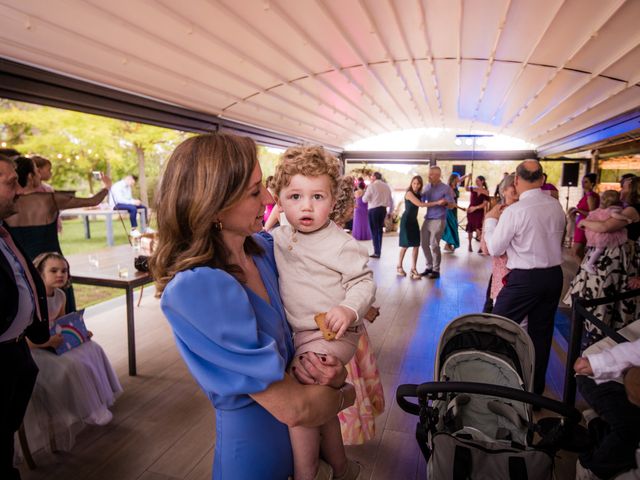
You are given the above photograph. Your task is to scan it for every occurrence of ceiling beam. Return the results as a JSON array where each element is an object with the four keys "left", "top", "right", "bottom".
[
  {"left": 386, "top": 0, "right": 434, "bottom": 125},
  {"left": 469, "top": 0, "right": 512, "bottom": 131},
  {"left": 311, "top": 0, "right": 405, "bottom": 131},
  {"left": 344, "top": 150, "right": 537, "bottom": 161},
  {"left": 0, "top": 57, "right": 342, "bottom": 151},
  {"left": 266, "top": 0, "right": 391, "bottom": 133},
  {"left": 357, "top": 0, "right": 419, "bottom": 128},
  {"left": 489, "top": 0, "right": 565, "bottom": 125},
  {"left": 417, "top": 0, "right": 444, "bottom": 127},
  {"left": 210, "top": 0, "right": 380, "bottom": 139},
  {"left": 536, "top": 107, "right": 640, "bottom": 157},
  {"left": 504, "top": 0, "right": 626, "bottom": 137}
]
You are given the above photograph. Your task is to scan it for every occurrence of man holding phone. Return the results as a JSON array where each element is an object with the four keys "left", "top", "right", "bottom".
[{"left": 109, "top": 174, "right": 147, "bottom": 236}]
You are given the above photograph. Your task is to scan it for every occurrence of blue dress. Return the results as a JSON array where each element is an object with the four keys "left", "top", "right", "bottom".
[{"left": 160, "top": 234, "right": 295, "bottom": 479}]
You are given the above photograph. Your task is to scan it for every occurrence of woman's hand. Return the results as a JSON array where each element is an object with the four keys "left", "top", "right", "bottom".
[
  {"left": 574, "top": 356, "right": 594, "bottom": 376},
  {"left": 48, "top": 333, "right": 64, "bottom": 349},
  {"left": 292, "top": 352, "right": 347, "bottom": 388},
  {"left": 340, "top": 383, "right": 356, "bottom": 411},
  {"left": 101, "top": 174, "right": 112, "bottom": 190},
  {"left": 485, "top": 203, "right": 505, "bottom": 221}
]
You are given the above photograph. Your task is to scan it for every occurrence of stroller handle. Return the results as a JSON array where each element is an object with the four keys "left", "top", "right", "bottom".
[{"left": 397, "top": 381, "right": 581, "bottom": 424}]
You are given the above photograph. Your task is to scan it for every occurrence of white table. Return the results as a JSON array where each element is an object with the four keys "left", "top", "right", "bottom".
[{"left": 59, "top": 208, "right": 147, "bottom": 246}]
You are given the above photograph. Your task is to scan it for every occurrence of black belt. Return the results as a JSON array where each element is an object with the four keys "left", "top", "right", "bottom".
[{"left": 0, "top": 332, "right": 26, "bottom": 346}]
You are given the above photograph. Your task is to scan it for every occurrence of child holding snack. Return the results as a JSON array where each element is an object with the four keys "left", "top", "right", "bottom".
[
  {"left": 272, "top": 146, "right": 375, "bottom": 480},
  {"left": 582, "top": 190, "right": 630, "bottom": 274},
  {"left": 24, "top": 252, "right": 122, "bottom": 452}
]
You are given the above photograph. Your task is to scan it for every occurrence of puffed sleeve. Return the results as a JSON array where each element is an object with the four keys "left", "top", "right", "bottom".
[{"left": 160, "top": 267, "right": 287, "bottom": 400}]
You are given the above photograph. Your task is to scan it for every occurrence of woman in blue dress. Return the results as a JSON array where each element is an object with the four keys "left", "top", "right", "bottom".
[{"left": 150, "top": 133, "right": 355, "bottom": 480}]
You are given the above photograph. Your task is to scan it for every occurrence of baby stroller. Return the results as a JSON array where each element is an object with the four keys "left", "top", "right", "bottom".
[{"left": 397, "top": 313, "right": 585, "bottom": 479}]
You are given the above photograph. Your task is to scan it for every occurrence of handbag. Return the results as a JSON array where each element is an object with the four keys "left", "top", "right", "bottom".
[{"left": 134, "top": 255, "right": 150, "bottom": 272}]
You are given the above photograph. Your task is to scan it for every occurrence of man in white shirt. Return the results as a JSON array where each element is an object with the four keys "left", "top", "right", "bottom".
[
  {"left": 109, "top": 175, "right": 147, "bottom": 234},
  {"left": 362, "top": 172, "right": 393, "bottom": 258},
  {"left": 484, "top": 160, "right": 566, "bottom": 395},
  {"left": 574, "top": 338, "right": 640, "bottom": 479}
]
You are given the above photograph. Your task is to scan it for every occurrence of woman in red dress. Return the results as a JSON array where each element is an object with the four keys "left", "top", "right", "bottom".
[
  {"left": 569, "top": 173, "right": 599, "bottom": 260},
  {"left": 465, "top": 175, "right": 490, "bottom": 252}
]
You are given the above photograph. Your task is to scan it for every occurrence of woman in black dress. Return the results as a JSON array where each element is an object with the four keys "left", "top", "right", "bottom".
[
  {"left": 398, "top": 175, "right": 427, "bottom": 280},
  {"left": 6, "top": 157, "right": 111, "bottom": 311}
]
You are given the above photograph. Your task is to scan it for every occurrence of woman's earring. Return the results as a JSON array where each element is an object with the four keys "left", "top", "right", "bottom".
[{"left": 213, "top": 220, "right": 223, "bottom": 231}]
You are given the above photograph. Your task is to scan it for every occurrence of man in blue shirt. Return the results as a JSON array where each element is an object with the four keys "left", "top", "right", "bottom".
[{"left": 421, "top": 166, "right": 455, "bottom": 278}]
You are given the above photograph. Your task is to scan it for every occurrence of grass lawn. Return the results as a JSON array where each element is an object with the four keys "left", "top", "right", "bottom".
[{"left": 59, "top": 217, "right": 153, "bottom": 308}]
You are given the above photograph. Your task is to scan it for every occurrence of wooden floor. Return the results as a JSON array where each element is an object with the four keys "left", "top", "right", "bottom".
[{"left": 19, "top": 233, "right": 582, "bottom": 480}]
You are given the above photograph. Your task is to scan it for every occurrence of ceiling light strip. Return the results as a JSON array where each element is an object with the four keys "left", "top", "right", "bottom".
[
  {"left": 469, "top": 0, "right": 513, "bottom": 131},
  {"left": 416, "top": 0, "right": 444, "bottom": 127},
  {"left": 502, "top": 0, "right": 626, "bottom": 135},
  {"left": 488, "top": 0, "right": 566, "bottom": 125},
  {"left": 386, "top": 0, "right": 434, "bottom": 125},
  {"left": 264, "top": 0, "right": 390, "bottom": 133},
  {"left": 312, "top": 0, "right": 408, "bottom": 130}
]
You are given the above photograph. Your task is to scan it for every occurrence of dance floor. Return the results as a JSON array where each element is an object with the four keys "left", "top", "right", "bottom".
[{"left": 18, "top": 233, "right": 581, "bottom": 480}]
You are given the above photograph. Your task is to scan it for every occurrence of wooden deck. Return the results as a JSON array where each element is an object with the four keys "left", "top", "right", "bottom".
[{"left": 18, "top": 234, "right": 582, "bottom": 480}]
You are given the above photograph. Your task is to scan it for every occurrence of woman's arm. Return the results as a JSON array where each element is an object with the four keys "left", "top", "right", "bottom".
[
  {"left": 579, "top": 206, "right": 638, "bottom": 233},
  {"left": 263, "top": 204, "right": 281, "bottom": 231},
  {"left": 55, "top": 189, "right": 109, "bottom": 210},
  {"left": 405, "top": 191, "right": 429, "bottom": 208},
  {"left": 251, "top": 373, "right": 355, "bottom": 428}
]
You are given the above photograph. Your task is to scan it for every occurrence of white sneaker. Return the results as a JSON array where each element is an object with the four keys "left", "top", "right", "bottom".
[
  {"left": 129, "top": 229, "right": 142, "bottom": 238},
  {"left": 582, "top": 408, "right": 599, "bottom": 426},
  {"left": 576, "top": 460, "right": 601, "bottom": 480},
  {"left": 86, "top": 408, "right": 113, "bottom": 426}
]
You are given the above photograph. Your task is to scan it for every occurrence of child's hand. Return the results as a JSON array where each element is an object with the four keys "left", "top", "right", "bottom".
[
  {"left": 87, "top": 331, "right": 94, "bottom": 339},
  {"left": 574, "top": 357, "right": 594, "bottom": 376},
  {"left": 48, "top": 333, "right": 64, "bottom": 349},
  {"left": 325, "top": 306, "right": 356, "bottom": 339}
]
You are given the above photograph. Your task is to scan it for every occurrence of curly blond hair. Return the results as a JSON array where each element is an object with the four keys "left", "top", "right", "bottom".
[
  {"left": 330, "top": 175, "right": 355, "bottom": 227},
  {"left": 273, "top": 146, "right": 341, "bottom": 198}
]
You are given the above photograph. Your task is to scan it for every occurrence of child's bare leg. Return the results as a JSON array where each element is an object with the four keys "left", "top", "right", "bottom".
[
  {"left": 290, "top": 425, "right": 321, "bottom": 480},
  {"left": 319, "top": 416, "right": 347, "bottom": 476}
]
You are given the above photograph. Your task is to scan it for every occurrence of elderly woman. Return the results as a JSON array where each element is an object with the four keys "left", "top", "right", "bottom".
[
  {"left": 481, "top": 174, "right": 519, "bottom": 307},
  {"left": 150, "top": 133, "right": 355, "bottom": 480},
  {"left": 564, "top": 175, "right": 640, "bottom": 343}
]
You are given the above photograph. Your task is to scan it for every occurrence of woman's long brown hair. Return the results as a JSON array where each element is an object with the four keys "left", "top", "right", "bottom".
[{"left": 150, "top": 133, "right": 262, "bottom": 295}]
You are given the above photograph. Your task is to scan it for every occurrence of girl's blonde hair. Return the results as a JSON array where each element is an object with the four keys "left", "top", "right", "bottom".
[
  {"left": 330, "top": 176, "right": 355, "bottom": 227},
  {"left": 150, "top": 133, "right": 263, "bottom": 295},
  {"left": 600, "top": 189, "right": 621, "bottom": 209},
  {"left": 33, "top": 252, "right": 72, "bottom": 288},
  {"left": 273, "top": 146, "right": 341, "bottom": 197}
]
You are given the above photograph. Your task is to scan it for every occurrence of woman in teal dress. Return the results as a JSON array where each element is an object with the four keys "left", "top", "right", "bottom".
[
  {"left": 442, "top": 173, "right": 461, "bottom": 252},
  {"left": 151, "top": 133, "right": 355, "bottom": 480},
  {"left": 397, "top": 175, "right": 427, "bottom": 280}
]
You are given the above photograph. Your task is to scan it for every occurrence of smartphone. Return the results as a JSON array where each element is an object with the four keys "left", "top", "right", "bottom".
[{"left": 92, "top": 171, "right": 102, "bottom": 180}]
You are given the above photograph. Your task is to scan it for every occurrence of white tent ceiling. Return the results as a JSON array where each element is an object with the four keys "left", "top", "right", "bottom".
[{"left": 1, "top": 0, "right": 639, "bottom": 150}]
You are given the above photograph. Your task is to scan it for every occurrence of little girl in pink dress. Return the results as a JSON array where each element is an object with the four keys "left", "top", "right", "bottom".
[{"left": 583, "top": 190, "right": 630, "bottom": 274}]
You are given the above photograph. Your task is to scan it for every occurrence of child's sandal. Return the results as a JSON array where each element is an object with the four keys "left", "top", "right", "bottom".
[{"left": 396, "top": 266, "right": 407, "bottom": 276}]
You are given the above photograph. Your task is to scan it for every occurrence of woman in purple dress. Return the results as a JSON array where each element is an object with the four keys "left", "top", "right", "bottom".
[
  {"left": 465, "top": 175, "right": 490, "bottom": 252},
  {"left": 352, "top": 178, "right": 372, "bottom": 241}
]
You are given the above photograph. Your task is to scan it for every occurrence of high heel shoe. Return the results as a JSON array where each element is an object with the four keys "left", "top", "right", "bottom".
[
  {"left": 410, "top": 269, "right": 422, "bottom": 280},
  {"left": 396, "top": 266, "right": 407, "bottom": 276}
]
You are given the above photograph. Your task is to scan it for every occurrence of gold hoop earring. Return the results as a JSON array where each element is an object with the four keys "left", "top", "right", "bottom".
[{"left": 213, "top": 220, "right": 223, "bottom": 231}]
